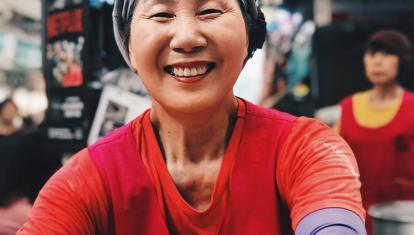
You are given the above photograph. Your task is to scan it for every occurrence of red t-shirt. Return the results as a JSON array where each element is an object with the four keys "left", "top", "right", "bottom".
[{"left": 18, "top": 106, "right": 364, "bottom": 234}]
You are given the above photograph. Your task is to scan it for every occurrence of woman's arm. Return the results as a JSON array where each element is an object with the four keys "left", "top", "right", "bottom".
[
  {"left": 277, "top": 117, "right": 366, "bottom": 233},
  {"left": 17, "top": 149, "right": 110, "bottom": 235}
]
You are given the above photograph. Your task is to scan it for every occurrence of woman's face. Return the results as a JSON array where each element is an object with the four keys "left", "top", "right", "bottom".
[
  {"left": 364, "top": 51, "right": 399, "bottom": 86},
  {"left": 0, "top": 102, "right": 18, "bottom": 124},
  {"left": 129, "top": 0, "right": 248, "bottom": 113}
]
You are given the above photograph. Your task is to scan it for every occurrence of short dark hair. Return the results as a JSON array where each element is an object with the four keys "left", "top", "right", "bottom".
[
  {"left": 366, "top": 40, "right": 396, "bottom": 55},
  {"left": 365, "top": 30, "right": 412, "bottom": 83}
]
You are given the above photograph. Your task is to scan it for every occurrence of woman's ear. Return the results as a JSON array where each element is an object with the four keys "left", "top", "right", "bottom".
[{"left": 128, "top": 43, "right": 138, "bottom": 73}]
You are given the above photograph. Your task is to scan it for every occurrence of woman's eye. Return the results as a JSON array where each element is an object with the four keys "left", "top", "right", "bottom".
[
  {"left": 198, "top": 9, "right": 223, "bottom": 16},
  {"left": 150, "top": 12, "right": 174, "bottom": 20}
]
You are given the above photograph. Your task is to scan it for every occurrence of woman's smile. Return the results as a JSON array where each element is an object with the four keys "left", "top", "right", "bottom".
[{"left": 164, "top": 61, "right": 216, "bottom": 83}]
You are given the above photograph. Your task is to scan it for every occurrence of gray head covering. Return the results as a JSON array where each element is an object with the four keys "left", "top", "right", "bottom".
[{"left": 113, "top": 0, "right": 136, "bottom": 68}]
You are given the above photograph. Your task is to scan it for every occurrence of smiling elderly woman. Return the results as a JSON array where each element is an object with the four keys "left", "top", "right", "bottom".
[{"left": 18, "top": 0, "right": 366, "bottom": 234}]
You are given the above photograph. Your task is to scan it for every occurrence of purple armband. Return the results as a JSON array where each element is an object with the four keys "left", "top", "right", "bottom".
[{"left": 295, "top": 208, "right": 366, "bottom": 235}]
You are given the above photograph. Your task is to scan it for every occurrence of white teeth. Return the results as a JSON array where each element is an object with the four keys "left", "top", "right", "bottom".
[
  {"left": 177, "top": 68, "right": 184, "bottom": 76},
  {"left": 170, "top": 65, "right": 210, "bottom": 77},
  {"left": 201, "top": 66, "right": 207, "bottom": 74},
  {"left": 184, "top": 68, "right": 190, "bottom": 76}
]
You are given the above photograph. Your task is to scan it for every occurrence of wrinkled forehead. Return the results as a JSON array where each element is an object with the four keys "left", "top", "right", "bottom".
[
  {"left": 115, "top": 0, "right": 247, "bottom": 18},
  {"left": 140, "top": 0, "right": 234, "bottom": 4},
  {"left": 136, "top": 0, "right": 239, "bottom": 9},
  {"left": 136, "top": 0, "right": 243, "bottom": 10}
]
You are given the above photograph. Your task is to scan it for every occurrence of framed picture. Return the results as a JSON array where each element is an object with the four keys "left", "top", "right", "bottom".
[{"left": 87, "top": 84, "right": 151, "bottom": 145}]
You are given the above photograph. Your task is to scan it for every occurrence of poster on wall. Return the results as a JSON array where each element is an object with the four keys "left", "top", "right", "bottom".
[
  {"left": 87, "top": 85, "right": 151, "bottom": 145},
  {"left": 43, "top": 0, "right": 89, "bottom": 150},
  {"left": 44, "top": 1, "right": 85, "bottom": 88}
]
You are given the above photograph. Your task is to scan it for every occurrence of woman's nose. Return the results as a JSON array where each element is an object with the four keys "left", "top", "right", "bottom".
[{"left": 169, "top": 17, "right": 207, "bottom": 53}]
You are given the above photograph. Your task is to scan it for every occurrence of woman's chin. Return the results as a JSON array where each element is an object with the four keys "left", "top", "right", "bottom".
[{"left": 370, "top": 79, "right": 397, "bottom": 87}]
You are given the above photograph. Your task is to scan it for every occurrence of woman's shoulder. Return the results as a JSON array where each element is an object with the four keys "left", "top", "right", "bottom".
[
  {"left": 339, "top": 90, "right": 369, "bottom": 106},
  {"left": 18, "top": 149, "right": 110, "bottom": 234},
  {"left": 352, "top": 90, "right": 370, "bottom": 100},
  {"left": 44, "top": 149, "right": 104, "bottom": 196},
  {"left": 63, "top": 148, "right": 98, "bottom": 174},
  {"left": 403, "top": 89, "right": 414, "bottom": 100}
]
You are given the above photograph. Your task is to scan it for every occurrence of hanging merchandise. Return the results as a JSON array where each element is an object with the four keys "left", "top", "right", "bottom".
[
  {"left": 285, "top": 20, "right": 315, "bottom": 88},
  {"left": 259, "top": 6, "right": 317, "bottom": 117}
]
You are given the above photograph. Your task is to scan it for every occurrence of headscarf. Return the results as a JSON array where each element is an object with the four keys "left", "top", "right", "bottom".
[{"left": 113, "top": 0, "right": 136, "bottom": 68}]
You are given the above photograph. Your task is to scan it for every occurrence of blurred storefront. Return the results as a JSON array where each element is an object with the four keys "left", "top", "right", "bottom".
[
  {"left": 0, "top": 0, "right": 46, "bottom": 127},
  {"left": 256, "top": 0, "right": 414, "bottom": 121}
]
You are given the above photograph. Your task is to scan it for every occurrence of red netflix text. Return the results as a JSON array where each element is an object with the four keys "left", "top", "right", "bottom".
[{"left": 47, "top": 8, "right": 83, "bottom": 38}]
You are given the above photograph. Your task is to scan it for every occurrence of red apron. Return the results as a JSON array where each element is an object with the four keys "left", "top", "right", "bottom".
[
  {"left": 89, "top": 100, "right": 296, "bottom": 234},
  {"left": 340, "top": 90, "right": 414, "bottom": 234}
]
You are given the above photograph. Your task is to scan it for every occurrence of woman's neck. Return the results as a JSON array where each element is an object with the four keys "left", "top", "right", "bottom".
[
  {"left": 369, "top": 83, "right": 403, "bottom": 108},
  {"left": 149, "top": 97, "right": 238, "bottom": 165}
]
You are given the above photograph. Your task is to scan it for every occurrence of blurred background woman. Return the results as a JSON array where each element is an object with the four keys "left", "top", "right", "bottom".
[
  {"left": 0, "top": 98, "right": 21, "bottom": 136},
  {"left": 337, "top": 30, "right": 414, "bottom": 234}
]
